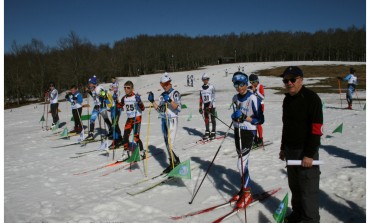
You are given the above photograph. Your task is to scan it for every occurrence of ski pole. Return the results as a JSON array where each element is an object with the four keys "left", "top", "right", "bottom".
[
  {"left": 337, "top": 79, "right": 343, "bottom": 108},
  {"left": 165, "top": 103, "right": 175, "bottom": 169},
  {"left": 129, "top": 101, "right": 139, "bottom": 171},
  {"left": 210, "top": 112, "right": 234, "bottom": 131},
  {"left": 188, "top": 121, "right": 234, "bottom": 205},
  {"left": 144, "top": 103, "right": 152, "bottom": 177},
  {"left": 42, "top": 95, "right": 47, "bottom": 130},
  {"left": 354, "top": 89, "right": 362, "bottom": 109}
]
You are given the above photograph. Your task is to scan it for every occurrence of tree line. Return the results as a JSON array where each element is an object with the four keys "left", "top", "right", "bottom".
[{"left": 4, "top": 26, "right": 365, "bottom": 106}]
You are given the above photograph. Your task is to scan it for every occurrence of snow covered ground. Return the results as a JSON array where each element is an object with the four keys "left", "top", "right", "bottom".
[{"left": 4, "top": 61, "right": 366, "bottom": 223}]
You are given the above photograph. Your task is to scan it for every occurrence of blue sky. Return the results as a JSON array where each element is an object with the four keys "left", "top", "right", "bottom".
[{"left": 4, "top": 0, "right": 366, "bottom": 52}]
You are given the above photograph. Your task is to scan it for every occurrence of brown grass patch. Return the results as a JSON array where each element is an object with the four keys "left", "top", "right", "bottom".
[{"left": 256, "top": 64, "right": 366, "bottom": 94}]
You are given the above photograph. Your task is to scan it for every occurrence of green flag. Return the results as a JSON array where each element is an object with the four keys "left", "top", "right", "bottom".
[
  {"left": 363, "top": 103, "right": 366, "bottom": 111},
  {"left": 60, "top": 127, "right": 68, "bottom": 137},
  {"left": 167, "top": 159, "right": 191, "bottom": 179},
  {"left": 40, "top": 115, "right": 45, "bottom": 122},
  {"left": 125, "top": 146, "right": 141, "bottom": 163},
  {"left": 181, "top": 104, "right": 188, "bottom": 109},
  {"left": 273, "top": 193, "right": 289, "bottom": 223},
  {"left": 71, "top": 114, "right": 91, "bottom": 121},
  {"left": 332, "top": 123, "right": 343, "bottom": 134},
  {"left": 187, "top": 113, "right": 192, "bottom": 121}
]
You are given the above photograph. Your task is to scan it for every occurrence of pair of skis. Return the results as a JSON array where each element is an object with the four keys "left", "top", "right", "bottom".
[{"left": 171, "top": 187, "right": 281, "bottom": 222}]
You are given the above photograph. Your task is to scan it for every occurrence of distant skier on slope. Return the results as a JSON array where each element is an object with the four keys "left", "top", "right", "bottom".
[
  {"left": 199, "top": 73, "right": 217, "bottom": 140},
  {"left": 148, "top": 73, "right": 182, "bottom": 173},
  {"left": 337, "top": 67, "right": 358, "bottom": 110},
  {"left": 230, "top": 72, "right": 264, "bottom": 209}
]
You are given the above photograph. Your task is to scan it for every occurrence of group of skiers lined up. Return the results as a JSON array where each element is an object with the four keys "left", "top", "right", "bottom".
[{"left": 42, "top": 66, "right": 359, "bottom": 223}]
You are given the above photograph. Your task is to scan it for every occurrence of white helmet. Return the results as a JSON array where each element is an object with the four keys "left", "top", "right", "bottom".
[
  {"left": 202, "top": 73, "right": 210, "bottom": 80},
  {"left": 160, "top": 72, "right": 172, "bottom": 83}
]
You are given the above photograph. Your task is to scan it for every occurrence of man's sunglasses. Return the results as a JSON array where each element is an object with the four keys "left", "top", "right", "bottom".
[
  {"left": 160, "top": 81, "right": 171, "bottom": 87},
  {"left": 234, "top": 82, "right": 246, "bottom": 88},
  {"left": 283, "top": 77, "right": 299, "bottom": 84}
]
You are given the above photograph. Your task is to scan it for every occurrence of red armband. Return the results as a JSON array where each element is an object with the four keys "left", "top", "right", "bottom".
[{"left": 312, "top": 123, "right": 323, "bottom": 135}]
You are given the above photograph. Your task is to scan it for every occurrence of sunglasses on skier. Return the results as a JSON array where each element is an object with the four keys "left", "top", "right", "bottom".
[
  {"left": 283, "top": 77, "right": 300, "bottom": 84},
  {"left": 160, "top": 81, "right": 171, "bottom": 87},
  {"left": 250, "top": 81, "right": 258, "bottom": 84},
  {"left": 233, "top": 82, "right": 246, "bottom": 88}
]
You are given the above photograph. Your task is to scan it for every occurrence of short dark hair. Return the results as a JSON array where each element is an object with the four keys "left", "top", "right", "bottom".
[
  {"left": 124, "top": 81, "right": 134, "bottom": 88},
  {"left": 70, "top": 85, "right": 77, "bottom": 89}
]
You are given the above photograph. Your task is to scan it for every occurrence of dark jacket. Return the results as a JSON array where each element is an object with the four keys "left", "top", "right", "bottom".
[{"left": 281, "top": 86, "right": 323, "bottom": 158}]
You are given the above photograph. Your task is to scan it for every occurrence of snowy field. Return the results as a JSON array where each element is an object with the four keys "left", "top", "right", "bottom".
[{"left": 4, "top": 61, "right": 366, "bottom": 223}]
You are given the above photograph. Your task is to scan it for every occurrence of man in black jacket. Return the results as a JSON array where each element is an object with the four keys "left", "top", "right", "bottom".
[{"left": 279, "top": 66, "right": 323, "bottom": 223}]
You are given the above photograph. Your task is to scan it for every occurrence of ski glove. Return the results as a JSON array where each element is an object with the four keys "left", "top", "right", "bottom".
[
  {"left": 231, "top": 110, "right": 246, "bottom": 122},
  {"left": 163, "top": 93, "right": 172, "bottom": 103},
  {"left": 199, "top": 108, "right": 203, "bottom": 114},
  {"left": 135, "top": 94, "right": 141, "bottom": 103},
  {"left": 148, "top": 92, "right": 154, "bottom": 103}
]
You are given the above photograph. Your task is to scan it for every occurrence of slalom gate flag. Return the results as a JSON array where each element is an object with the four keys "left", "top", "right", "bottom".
[
  {"left": 167, "top": 159, "right": 191, "bottom": 179},
  {"left": 40, "top": 115, "right": 45, "bottom": 122},
  {"left": 273, "top": 193, "right": 288, "bottom": 223},
  {"left": 187, "top": 113, "right": 192, "bottom": 121},
  {"left": 125, "top": 146, "right": 141, "bottom": 162},
  {"left": 71, "top": 114, "right": 91, "bottom": 121},
  {"left": 332, "top": 123, "right": 343, "bottom": 134},
  {"left": 181, "top": 104, "right": 188, "bottom": 109},
  {"left": 60, "top": 127, "right": 68, "bottom": 137}
]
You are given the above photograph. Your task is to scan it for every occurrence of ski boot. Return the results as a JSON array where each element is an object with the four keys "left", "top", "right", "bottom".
[
  {"left": 118, "top": 150, "right": 130, "bottom": 162},
  {"left": 230, "top": 188, "right": 243, "bottom": 201},
  {"left": 202, "top": 131, "right": 210, "bottom": 140},
  {"left": 235, "top": 188, "right": 253, "bottom": 208},
  {"left": 162, "top": 159, "right": 181, "bottom": 174},
  {"left": 210, "top": 132, "right": 216, "bottom": 140},
  {"left": 85, "top": 132, "right": 94, "bottom": 141}
]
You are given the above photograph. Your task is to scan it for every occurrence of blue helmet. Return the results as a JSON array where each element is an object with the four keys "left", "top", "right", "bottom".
[
  {"left": 232, "top": 72, "right": 248, "bottom": 85},
  {"left": 88, "top": 75, "right": 97, "bottom": 85}
]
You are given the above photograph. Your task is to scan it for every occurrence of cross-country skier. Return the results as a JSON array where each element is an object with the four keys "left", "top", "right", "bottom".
[
  {"left": 148, "top": 73, "right": 182, "bottom": 173},
  {"left": 108, "top": 80, "right": 123, "bottom": 149},
  {"left": 199, "top": 73, "right": 217, "bottom": 140},
  {"left": 248, "top": 74, "right": 265, "bottom": 146},
  {"left": 230, "top": 72, "right": 264, "bottom": 208},
  {"left": 65, "top": 85, "right": 83, "bottom": 133},
  {"left": 337, "top": 67, "right": 358, "bottom": 110},
  {"left": 85, "top": 75, "right": 113, "bottom": 140},
  {"left": 118, "top": 81, "right": 145, "bottom": 159},
  {"left": 48, "top": 82, "right": 59, "bottom": 128}
]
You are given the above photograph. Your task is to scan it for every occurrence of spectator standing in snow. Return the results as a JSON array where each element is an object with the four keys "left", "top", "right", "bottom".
[
  {"left": 279, "top": 66, "right": 323, "bottom": 223},
  {"left": 48, "top": 82, "right": 59, "bottom": 128}
]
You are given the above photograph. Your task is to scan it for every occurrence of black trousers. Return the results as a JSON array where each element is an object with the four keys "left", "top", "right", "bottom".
[
  {"left": 50, "top": 103, "right": 59, "bottom": 124},
  {"left": 234, "top": 128, "right": 254, "bottom": 156},
  {"left": 72, "top": 108, "right": 83, "bottom": 129},
  {"left": 203, "top": 106, "right": 216, "bottom": 133},
  {"left": 285, "top": 146, "right": 321, "bottom": 223}
]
